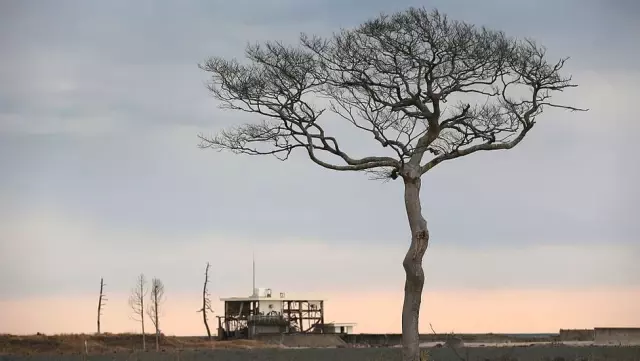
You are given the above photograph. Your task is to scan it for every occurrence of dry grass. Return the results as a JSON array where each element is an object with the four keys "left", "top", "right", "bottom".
[{"left": 0, "top": 333, "right": 279, "bottom": 355}]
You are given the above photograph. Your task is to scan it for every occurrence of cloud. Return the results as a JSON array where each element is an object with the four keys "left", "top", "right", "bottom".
[
  {"left": 1, "top": 208, "right": 637, "bottom": 301},
  {"left": 2, "top": 0, "right": 638, "bottom": 135}
]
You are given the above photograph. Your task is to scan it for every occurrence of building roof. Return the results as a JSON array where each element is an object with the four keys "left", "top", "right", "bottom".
[
  {"left": 220, "top": 296, "right": 325, "bottom": 302},
  {"left": 594, "top": 327, "right": 640, "bottom": 331}
]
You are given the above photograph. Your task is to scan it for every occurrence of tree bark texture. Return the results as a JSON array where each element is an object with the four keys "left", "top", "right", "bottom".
[
  {"left": 401, "top": 173, "right": 429, "bottom": 361},
  {"left": 97, "top": 278, "right": 104, "bottom": 335},
  {"left": 202, "top": 304, "right": 211, "bottom": 340},
  {"left": 141, "top": 289, "right": 146, "bottom": 351},
  {"left": 154, "top": 290, "right": 159, "bottom": 351}
]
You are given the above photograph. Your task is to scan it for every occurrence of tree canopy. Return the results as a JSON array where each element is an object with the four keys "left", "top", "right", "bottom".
[{"left": 199, "top": 8, "right": 584, "bottom": 180}]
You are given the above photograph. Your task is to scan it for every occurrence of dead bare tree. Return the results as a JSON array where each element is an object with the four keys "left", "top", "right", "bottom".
[
  {"left": 198, "top": 7, "right": 585, "bottom": 361},
  {"left": 196, "top": 262, "right": 214, "bottom": 340},
  {"left": 128, "top": 273, "right": 148, "bottom": 351},
  {"left": 147, "top": 278, "right": 165, "bottom": 351},
  {"left": 96, "top": 277, "right": 107, "bottom": 334},
  {"left": 429, "top": 323, "right": 465, "bottom": 361}
]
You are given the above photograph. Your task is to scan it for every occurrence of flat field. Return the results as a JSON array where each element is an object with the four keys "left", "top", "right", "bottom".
[
  {"left": 3, "top": 346, "right": 640, "bottom": 361},
  {"left": 2, "top": 334, "right": 640, "bottom": 361}
]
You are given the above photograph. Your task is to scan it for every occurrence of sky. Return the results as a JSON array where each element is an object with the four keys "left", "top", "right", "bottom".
[{"left": 0, "top": 0, "right": 639, "bottom": 335}]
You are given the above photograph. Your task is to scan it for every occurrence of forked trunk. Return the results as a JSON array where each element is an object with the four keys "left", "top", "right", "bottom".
[{"left": 401, "top": 174, "right": 429, "bottom": 361}]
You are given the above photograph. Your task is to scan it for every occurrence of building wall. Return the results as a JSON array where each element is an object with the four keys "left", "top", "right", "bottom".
[
  {"left": 345, "top": 326, "right": 353, "bottom": 334},
  {"left": 340, "top": 333, "right": 558, "bottom": 346},
  {"left": 559, "top": 329, "right": 594, "bottom": 341},
  {"left": 594, "top": 328, "right": 640, "bottom": 345},
  {"left": 249, "top": 324, "right": 285, "bottom": 338},
  {"left": 255, "top": 299, "right": 322, "bottom": 316},
  {"left": 254, "top": 333, "right": 346, "bottom": 347},
  {"left": 325, "top": 325, "right": 354, "bottom": 334}
]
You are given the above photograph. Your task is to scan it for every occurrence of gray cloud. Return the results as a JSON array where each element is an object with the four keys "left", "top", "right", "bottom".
[{"left": 1, "top": 209, "right": 637, "bottom": 299}]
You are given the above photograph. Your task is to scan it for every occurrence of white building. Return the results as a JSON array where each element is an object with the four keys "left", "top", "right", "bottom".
[
  {"left": 219, "top": 287, "right": 325, "bottom": 339},
  {"left": 218, "top": 287, "right": 356, "bottom": 339},
  {"left": 322, "top": 322, "right": 357, "bottom": 334}
]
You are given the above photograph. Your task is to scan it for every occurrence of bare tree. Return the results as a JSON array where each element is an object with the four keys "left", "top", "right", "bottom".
[
  {"left": 128, "top": 273, "right": 148, "bottom": 351},
  {"left": 96, "top": 277, "right": 107, "bottom": 334},
  {"left": 196, "top": 262, "right": 214, "bottom": 340},
  {"left": 147, "top": 278, "right": 165, "bottom": 351},
  {"left": 198, "top": 8, "right": 585, "bottom": 361}
]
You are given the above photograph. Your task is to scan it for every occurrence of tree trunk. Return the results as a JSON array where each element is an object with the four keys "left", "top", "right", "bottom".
[
  {"left": 203, "top": 308, "right": 211, "bottom": 340},
  {"left": 97, "top": 277, "right": 104, "bottom": 335},
  {"left": 202, "top": 263, "right": 212, "bottom": 340},
  {"left": 141, "top": 295, "right": 146, "bottom": 351},
  {"left": 154, "top": 291, "right": 159, "bottom": 351},
  {"left": 401, "top": 174, "right": 429, "bottom": 361}
]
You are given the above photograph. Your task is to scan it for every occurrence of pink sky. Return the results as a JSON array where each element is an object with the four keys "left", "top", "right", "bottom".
[
  {"left": 2, "top": 287, "right": 638, "bottom": 335},
  {"left": 2, "top": 209, "right": 638, "bottom": 336}
]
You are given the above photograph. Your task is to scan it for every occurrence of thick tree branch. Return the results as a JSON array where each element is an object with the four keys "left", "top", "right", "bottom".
[{"left": 199, "top": 43, "right": 399, "bottom": 172}]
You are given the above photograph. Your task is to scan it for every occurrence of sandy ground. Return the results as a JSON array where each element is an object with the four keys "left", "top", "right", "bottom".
[{"left": 2, "top": 345, "right": 640, "bottom": 361}]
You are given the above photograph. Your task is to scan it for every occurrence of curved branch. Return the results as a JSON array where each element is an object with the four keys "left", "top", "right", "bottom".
[
  {"left": 199, "top": 43, "right": 399, "bottom": 172},
  {"left": 421, "top": 39, "right": 587, "bottom": 174}
]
